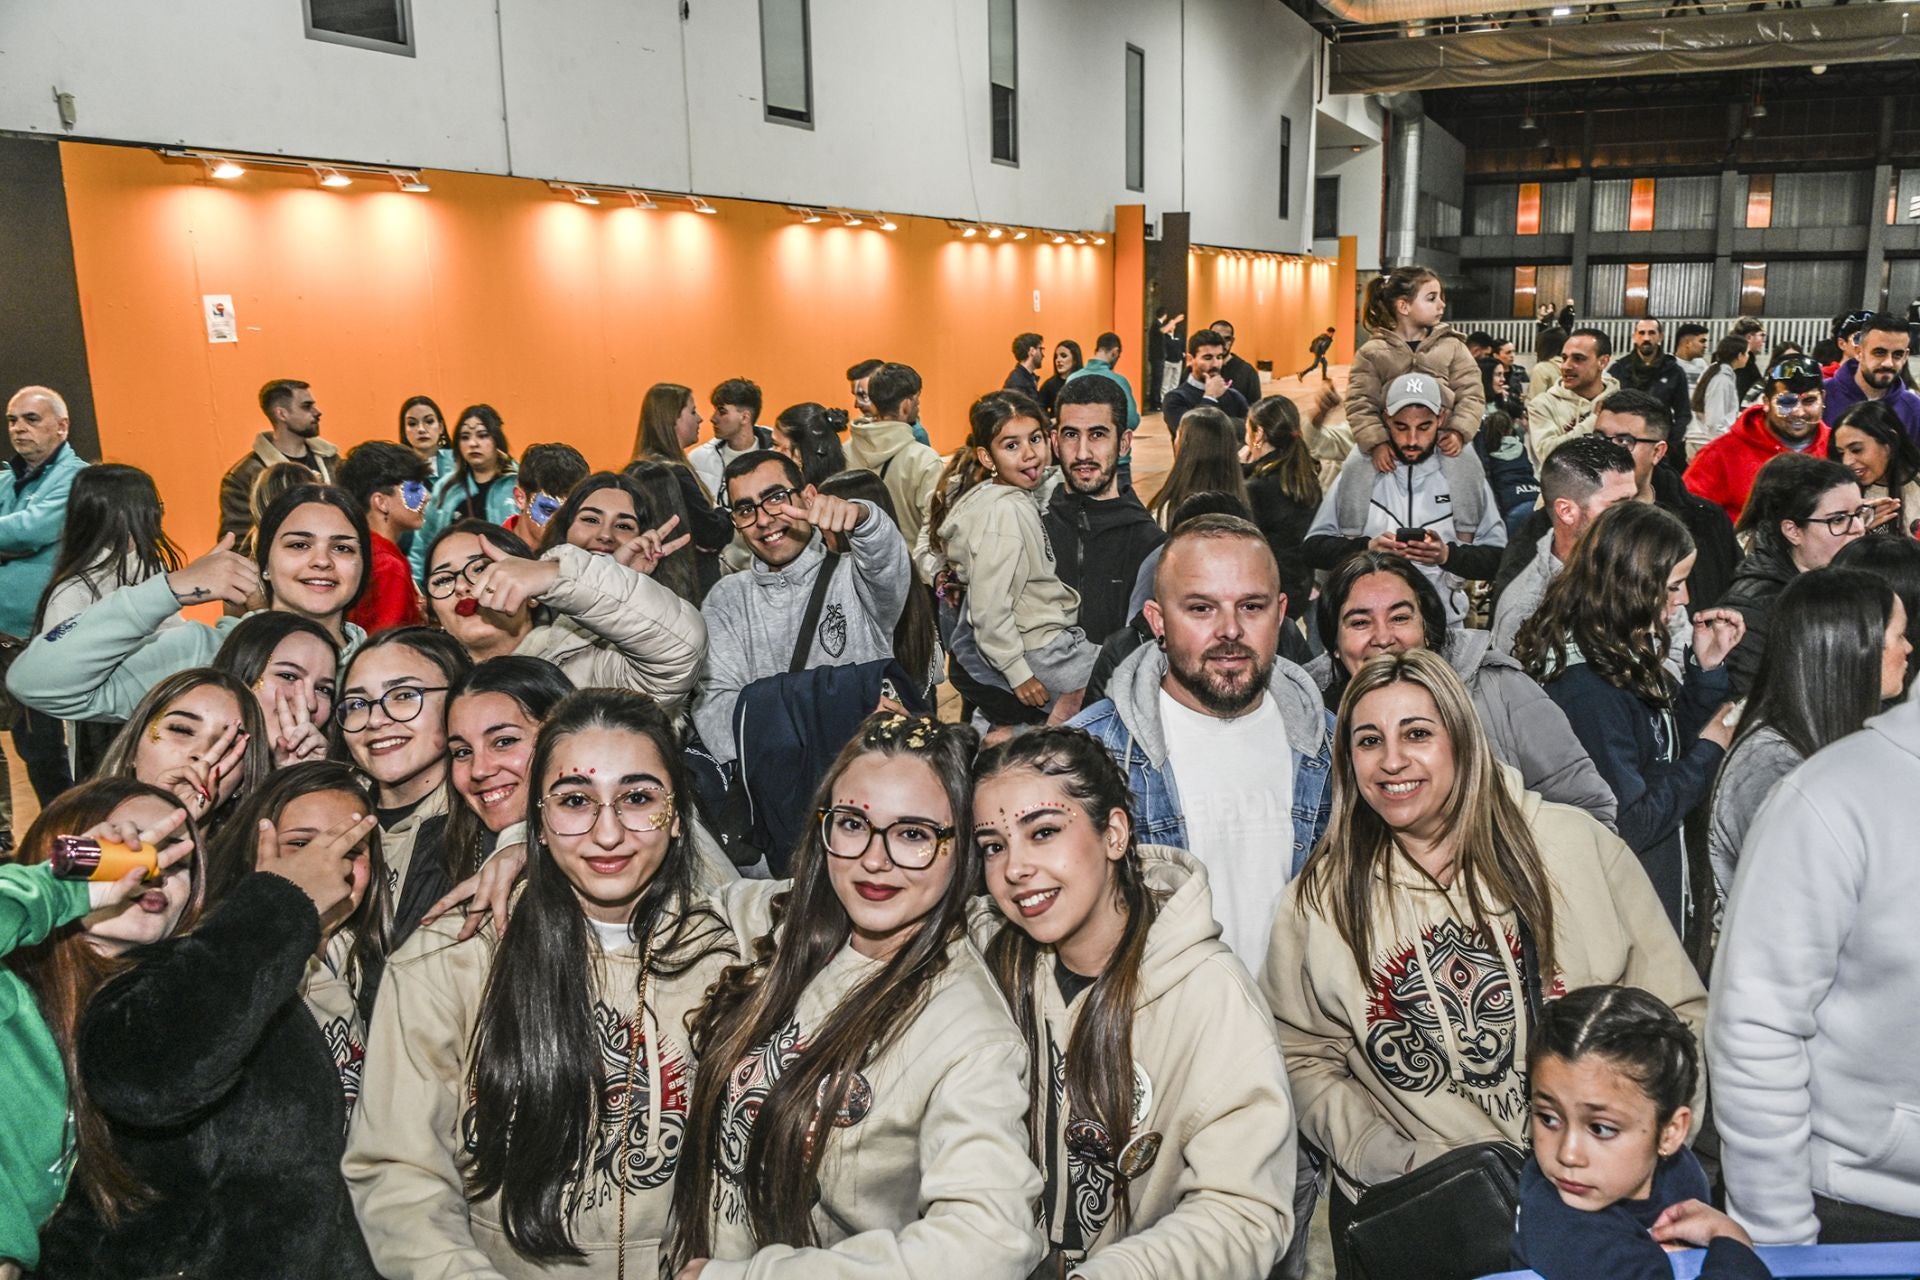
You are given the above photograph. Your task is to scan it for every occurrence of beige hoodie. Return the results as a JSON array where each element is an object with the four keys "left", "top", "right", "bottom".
[
  {"left": 515, "top": 543, "right": 709, "bottom": 715},
  {"left": 304, "top": 927, "right": 369, "bottom": 1124},
  {"left": 1261, "top": 775, "right": 1707, "bottom": 1199},
  {"left": 1528, "top": 371, "right": 1622, "bottom": 464},
  {"left": 695, "top": 879, "right": 1045, "bottom": 1279},
  {"left": 343, "top": 907, "right": 736, "bottom": 1280},
  {"left": 938, "top": 480, "right": 1082, "bottom": 687},
  {"left": 843, "top": 419, "right": 946, "bottom": 562},
  {"left": 970, "top": 846, "right": 1297, "bottom": 1280}
]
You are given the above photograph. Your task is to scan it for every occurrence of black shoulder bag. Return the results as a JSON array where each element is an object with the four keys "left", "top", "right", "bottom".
[{"left": 1340, "top": 918, "right": 1545, "bottom": 1280}]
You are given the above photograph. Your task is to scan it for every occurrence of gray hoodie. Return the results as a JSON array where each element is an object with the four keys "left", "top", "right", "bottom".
[
  {"left": 1709, "top": 694, "right": 1920, "bottom": 1242},
  {"left": 1704, "top": 725, "right": 1802, "bottom": 906},
  {"left": 692, "top": 501, "right": 909, "bottom": 763},
  {"left": 1305, "top": 629, "right": 1617, "bottom": 828}
]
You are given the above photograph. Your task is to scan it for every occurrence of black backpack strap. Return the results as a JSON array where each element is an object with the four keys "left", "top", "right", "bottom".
[
  {"left": 878, "top": 453, "right": 897, "bottom": 481},
  {"left": 1516, "top": 915, "right": 1546, "bottom": 1027},
  {"left": 790, "top": 552, "right": 842, "bottom": 673}
]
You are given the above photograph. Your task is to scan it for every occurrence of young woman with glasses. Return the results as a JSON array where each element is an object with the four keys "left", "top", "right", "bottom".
[
  {"left": 330, "top": 627, "right": 473, "bottom": 951},
  {"left": 665, "top": 713, "right": 1045, "bottom": 1279},
  {"left": 419, "top": 518, "right": 708, "bottom": 713},
  {"left": 345, "top": 690, "right": 736, "bottom": 1280}
]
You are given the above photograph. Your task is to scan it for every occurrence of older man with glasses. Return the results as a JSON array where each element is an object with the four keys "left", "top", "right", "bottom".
[{"left": 1685, "top": 355, "right": 1835, "bottom": 523}]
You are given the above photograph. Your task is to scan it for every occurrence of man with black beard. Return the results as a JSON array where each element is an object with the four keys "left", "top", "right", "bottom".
[
  {"left": 1613, "top": 317, "right": 1693, "bottom": 471},
  {"left": 1042, "top": 375, "right": 1163, "bottom": 643},
  {"left": 1822, "top": 312, "right": 1920, "bottom": 440}
]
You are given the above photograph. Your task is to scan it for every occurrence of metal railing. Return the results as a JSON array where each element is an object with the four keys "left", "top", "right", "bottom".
[{"left": 1458, "top": 317, "right": 1833, "bottom": 354}]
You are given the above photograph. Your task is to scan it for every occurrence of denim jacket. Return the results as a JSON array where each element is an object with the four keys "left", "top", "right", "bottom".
[{"left": 1069, "top": 642, "right": 1335, "bottom": 876}]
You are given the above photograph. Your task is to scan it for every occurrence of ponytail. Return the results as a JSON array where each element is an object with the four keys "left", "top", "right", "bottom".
[
  {"left": 1691, "top": 334, "right": 1748, "bottom": 415},
  {"left": 928, "top": 389, "right": 1048, "bottom": 556},
  {"left": 1363, "top": 265, "right": 1439, "bottom": 333}
]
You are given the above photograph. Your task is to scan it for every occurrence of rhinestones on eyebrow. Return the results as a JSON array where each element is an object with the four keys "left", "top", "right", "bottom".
[{"left": 1012, "top": 805, "right": 1075, "bottom": 825}]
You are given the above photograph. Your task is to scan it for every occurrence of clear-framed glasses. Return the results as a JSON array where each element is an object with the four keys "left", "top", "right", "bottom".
[
  {"left": 1770, "top": 391, "right": 1825, "bottom": 415},
  {"left": 1801, "top": 505, "right": 1874, "bottom": 535},
  {"left": 334, "top": 685, "right": 448, "bottom": 732},
  {"left": 400, "top": 480, "right": 430, "bottom": 512},
  {"left": 539, "top": 787, "right": 676, "bottom": 837},
  {"left": 425, "top": 554, "right": 491, "bottom": 600},
  {"left": 727, "top": 486, "right": 797, "bottom": 528},
  {"left": 817, "top": 806, "right": 954, "bottom": 871}
]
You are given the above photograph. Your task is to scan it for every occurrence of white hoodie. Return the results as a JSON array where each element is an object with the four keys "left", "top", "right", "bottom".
[{"left": 1709, "top": 695, "right": 1920, "bottom": 1243}]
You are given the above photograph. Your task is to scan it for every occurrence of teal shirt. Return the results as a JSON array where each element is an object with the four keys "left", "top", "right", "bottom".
[
  {"left": 1066, "top": 359, "right": 1142, "bottom": 432},
  {"left": 0, "top": 864, "right": 94, "bottom": 1266},
  {"left": 410, "top": 467, "right": 521, "bottom": 581},
  {"left": 5, "top": 574, "right": 366, "bottom": 722},
  {"left": 0, "top": 442, "right": 88, "bottom": 640}
]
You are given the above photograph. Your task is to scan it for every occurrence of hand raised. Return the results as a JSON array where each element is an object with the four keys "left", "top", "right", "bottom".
[
  {"left": 613, "top": 514, "right": 693, "bottom": 575},
  {"left": 767, "top": 490, "right": 866, "bottom": 536},
  {"left": 83, "top": 807, "right": 195, "bottom": 910},
  {"left": 469, "top": 538, "right": 561, "bottom": 616},
  {"left": 167, "top": 533, "right": 261, "bottom": 608},
  {"left": 255, "top": 812, "right": 378, "bottom": 922}
]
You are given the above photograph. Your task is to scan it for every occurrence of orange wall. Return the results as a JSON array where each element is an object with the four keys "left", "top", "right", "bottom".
[
  {"left": 1111, "top": 205, "right": 1146, "bottom": 395},
  {"left": 1184, "top": 249, "right": 1345, "bottom": 389},
  {"left": 60, "top": 142, "right": 1114, "bottom": 554}
]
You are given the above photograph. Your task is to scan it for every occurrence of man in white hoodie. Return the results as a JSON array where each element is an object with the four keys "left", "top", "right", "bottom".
[{"left": 1709, "top": 692, "right": 1920, "bottom": 1245}]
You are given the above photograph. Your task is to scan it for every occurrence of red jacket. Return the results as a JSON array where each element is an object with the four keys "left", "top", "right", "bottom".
[
  {"left": 1683, "top": 404, "right": 1833, "bottom": 524},
  {"left": 348, "top": 531, "right": 425, "bottom": 635}
]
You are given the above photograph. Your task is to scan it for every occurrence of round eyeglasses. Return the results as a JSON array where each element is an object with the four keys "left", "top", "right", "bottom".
[
  {"left": 425, "top": 554, "right": 492, "bottom": 600},
  {"left": 334, "top": 685, "right": 448, "bottom": 732},
  {"left": 539, "top": 788, "right": 676, "bottom": 837},
  {"left": 1799, "top": 505, "right": 1873, "bottom": 536},
  {"left": 817, "top": 806, "right": 954, "bottom": 871}
]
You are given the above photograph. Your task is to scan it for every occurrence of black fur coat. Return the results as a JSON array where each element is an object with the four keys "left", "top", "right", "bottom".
[{"left": 34, "top": 872, "right": 378, "bottom": 1279}]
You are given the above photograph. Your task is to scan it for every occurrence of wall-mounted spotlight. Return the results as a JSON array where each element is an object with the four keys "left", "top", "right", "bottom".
[
  {"left": 987, "top": 225, "right": 1005, "bottom": 239},
  {"left": 1071, "top": 233, "right": 1088, "bottom": 245},
  {"left": 841, "top": 211, "right": 864, "bottom": 227},
  {"left": 1051, "top": 232, "right": 1068, "bottom": 244},
  {"left": 208, "top": 156, "right": 245, "bottom": 180},
  {"left": 877, "top": 215, "right": 898, "bottom": 231},
  {"left": 627, "top": 191, "right": 658, "bottom": 210},
  {"left": 314, "top": 166, "right": 352, "bottom": 188},
  {"left": 788, "top": 205, "right": 823, "bottom": 222},
  {"left": 393, "top": 171, "right": 430, "bottom": 193},
  {"left": 1011, "top": 228, "right": 1027, "bottom": 240},
  {"left": 690, "top": 196, "right": 717, "bottom": 214},
  {"left": 1090, "top": 233, "right": 1107, "bottom": 245}
]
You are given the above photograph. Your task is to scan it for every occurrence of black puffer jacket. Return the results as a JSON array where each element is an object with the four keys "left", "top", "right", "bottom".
[
  {"left": 36, "top": 873, "right": 378, "bottom": 1280},
  {"left": 1044, "top": 487, "right": 1165, "bottom": 645},
  {"left": 1718, "top": 542, "right": 1800, "bottom": 698}
]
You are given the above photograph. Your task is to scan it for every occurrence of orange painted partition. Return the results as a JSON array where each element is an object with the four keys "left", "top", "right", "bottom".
[
  {"left": 1184, "top": 248, "right": 1345, "bottom": 395},
  {"left": 59, "top": 142, "right": 1114, "bottom": 554},
  {"left": 1111, "top": 205, "right": 1146, "bottom": 397}
]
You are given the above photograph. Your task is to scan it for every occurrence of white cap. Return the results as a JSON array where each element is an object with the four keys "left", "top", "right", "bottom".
[{"left": 1384, "top": 372, "right": 1444, "bottom": 416}]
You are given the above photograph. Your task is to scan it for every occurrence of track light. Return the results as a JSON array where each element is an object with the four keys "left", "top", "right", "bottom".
[
  {"left": 1051, "top": 232, "right": 1067, "bottom": 244},
  {"left": 1072, "top": 233, "right": 1088, "bottom": 245},
  {"left": 627, "top": 191, "right": 657, "bottom": 210},
  {"left": 1012, "top": 228, "right": 1027, "bottom": 240},
  {"left": 1091, "top": 233, "right": 1107, "bottom": 245},
  {"left": 690, "top": 196, "right": 717, "bottom": 214},
  {"left": 315, "top": 166, "right": 352, "bottom": 188},
  {"left": 962, "top": 225, "right": 979, "bottom": 237},
  {"left": 987, "top": 226, "right": 1004, "bottom": 239},
  {"left": 841, "top": 211, "right": 864, "bottom": 226},
  {"left": 789, "top": 205, "right": 823, "bottom": 222},
  {"left": 570, "top": 186, "right": 600, "bottom": 205},
  {"left": 878, "top": 215, "right": 897, "bottom": 231},
  {"left": 393, "top": 171, "right": 430, "bottom": 193},
  {"left": 208, "top": 157, "right": 245, "bottom": 180}
]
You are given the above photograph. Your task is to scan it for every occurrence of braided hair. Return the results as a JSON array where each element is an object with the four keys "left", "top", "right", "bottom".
[{"left": 1528, "top": 985, "right": 1698, "bottom": 1125}]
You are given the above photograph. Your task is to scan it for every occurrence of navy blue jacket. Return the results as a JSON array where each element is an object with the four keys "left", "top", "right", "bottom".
[
  {"left": 1513, "top": 1148, "right": 1769, "bottom": 1280},
  {"left": 1542, "top": 656, "right": 1728, "bottom": 933}
]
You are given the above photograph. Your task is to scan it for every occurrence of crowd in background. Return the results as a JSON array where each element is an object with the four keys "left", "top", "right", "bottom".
[{"left": 0, "top": 278, "right": 1915, "bottom": 1280}]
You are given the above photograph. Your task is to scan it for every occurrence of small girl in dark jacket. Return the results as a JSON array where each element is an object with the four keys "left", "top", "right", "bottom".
[
  {"left": 1474, "top": 357, "right": 1539, "bottom": 537},
  {"left": 1515, "top": 503, "right": 1744, "bottom": 935},
  {"left": 1514, "top": 984, "right": 1771, "bottom": 1280}
]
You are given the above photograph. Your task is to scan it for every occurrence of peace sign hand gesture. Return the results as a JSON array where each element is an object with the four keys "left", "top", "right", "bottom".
[{"left": 612, "top": 513, "right": 694, "bottom": 576}]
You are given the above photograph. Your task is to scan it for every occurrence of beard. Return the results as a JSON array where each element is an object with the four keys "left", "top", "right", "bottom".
[
  {"left": 1864, "top": 365, "right": 1898, "bottom": 390},
  {"left": 1064, "top": 456, "right": 1117, "bottom": 496},
  {"left": 1167, "top": 639, "right": 1273, "bottom": 716},
  {"left": 1396, "top": 440, "right": 1437, "bottom": 465}
]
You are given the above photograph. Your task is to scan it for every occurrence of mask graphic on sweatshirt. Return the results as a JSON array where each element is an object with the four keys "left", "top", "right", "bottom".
[
  {"left": 716, "top": 1017, "right": 873, "bottom": 1223},
  {"left": 1050, "top": 1043, "right": 1155, "bottom": 1250},
  {"left": 317, "top": 1013, "right": 365, "bottom": 1129},
  {"left": 1364, "top": 918, "right": 1527, "bottom": 1126}
]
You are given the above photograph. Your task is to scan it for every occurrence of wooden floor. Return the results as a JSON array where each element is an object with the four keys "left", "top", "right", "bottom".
[{"left": 1128, "top": 363, "right": 1351, "bottom": 504}]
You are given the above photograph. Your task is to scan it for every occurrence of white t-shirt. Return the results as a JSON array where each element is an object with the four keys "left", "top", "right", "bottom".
[{"left": 1157, "top": 688, "right": 1296, "bottom": 970}]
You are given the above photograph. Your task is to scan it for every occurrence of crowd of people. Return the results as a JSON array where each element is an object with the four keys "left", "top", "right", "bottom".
[{"left": 0, "top": 278, "right": 1914, "bottom": 1280}]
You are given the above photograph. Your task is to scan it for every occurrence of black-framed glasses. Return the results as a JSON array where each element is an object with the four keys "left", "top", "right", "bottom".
[
  {"left": 817, "top": 806, "right": 954, "bottom": 870},
  {"left": 1799, "top": 505, "right": 1874, "bottom": 535},
  {"left": 1596, "top": 430, "right": 1659, "bottom": 451},
  {"left": 425, "top": 554, "right": 491, "bottom": 600},
  {"left": 727, "top": 486, "right": 798, "bottom": 528},
  {"left": 334, "top": 685, "right": 448, "bottom": 732},
  {"left": 539, "top": 788, "right": 675, "bottom": 837}
]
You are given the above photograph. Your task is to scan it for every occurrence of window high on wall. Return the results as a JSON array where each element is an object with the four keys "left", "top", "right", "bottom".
[
  {"left": 1314, "top": 176, "right": 1339, "bottom": 240},
  {"left": 1280, "top": 117, "right": 1293, "bottom": 219},
  {"left": 304, "top": 0, "right": 412, "bottom": 55},
  {"left": 1125, "top": 45, "right": 1145, "bottom": 193},
  {"left": 989, "top": 0, "right": 1018, "bottom": 165},
  {"left": 760, "top": 0, "right": 813, "bottom": 126}
]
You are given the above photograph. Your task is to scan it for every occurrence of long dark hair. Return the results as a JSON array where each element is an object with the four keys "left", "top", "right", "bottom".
[
  {"left": 535, "top": 471, "right": 651, "bottom": 556},
  {"left": 668, "top": 713, "right": 981, "bottom": 1266},
  {"left": 1151, "top": 407, "right": 1250, "bottom": 524},
  {"left": 1691, "top": 335, "right": 1748, "bottom": 415},
  {"left": 327, "top": 627, "right": 473, "bottom": 772},
  {"left": 96, "top": 668, "right": 273, "bottom": 826},
  {"left": 977, "top": 727, "right": 1157, "bottom": 1232},
  {"left": 451, "top": 404, "right": 515, "bottom": 486},
  {"left": 211, "top": 611, "right": 339, "bottom": 691},
  {"left": 818, "top": 469, "right": 937, "bottom": 691},
  {"left": 1734, "top": 567, "right": 1894, "bottom": 760},
  {"left": 441, "top": 656, "right": 576, "bottom": 881},
  {"left": 10, "top": 779, "right": 203, "bottom": 1224},
  {"left": 253, "top": 484, "right": 374, "bottom": 616},
  {"left": 928, "top": 389, "right": 1048, "bottom": 555},
  {"left": 32, "top": 464, "right": 184, "bottom": 635},
  {"left": 398, "top": 395, "right": 452, "bottom": 453},
  {"left": 1830, "top": 399, "right": 1920, "bottom": 533},
  {"left": 465, "top": 690, "right": 729, "bottom": 1261},
  {"left": 1736, "top": 453, "right": 1859, "bottom": 562},
  {"left": 619, "top": 459, "right": 704, "bottom": 604},
  {"left": 203, "top": 761, "right": 391, "bottom": 1008},
  {"left": 1300, "top": 650, "right": 1557, "bottom": 986},
  {"left": 775, "top": 402, "right": 849, "bottom": 488},
  {"left": 1529, "top": 985, "right": 1697, "bottom": 1127},
  {"left": 633, "top": 383, "right": 697, "bottom": 472},
  {"left": 1515, "top": 502, "right": 1693, "bottom": 705},
  {"left": 1833, "top": 535, "right": 1920, "bottom": 692},
  {"left": 1315, "top": 551, "right": 1448, "bottom": 710},
  {"left": 422, "top": 519, "right": 536, "bottom": 629},
  {"left": 1247, "top": 395, "right": 1322, "bottom": 508}
]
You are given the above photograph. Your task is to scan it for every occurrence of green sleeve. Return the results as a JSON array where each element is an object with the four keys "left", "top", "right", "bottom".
[{"left": 0, "top": 863, "right": 93, "bottom": 956}]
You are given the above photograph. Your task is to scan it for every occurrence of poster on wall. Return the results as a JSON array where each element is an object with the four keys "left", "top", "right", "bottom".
[{"left": 203, "top": 295, "right": 237, "bottom": 344}]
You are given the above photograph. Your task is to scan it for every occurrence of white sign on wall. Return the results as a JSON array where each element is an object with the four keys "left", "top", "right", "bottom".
[{"left": 203, "top": 294, "right": 237, "bottom": 344}]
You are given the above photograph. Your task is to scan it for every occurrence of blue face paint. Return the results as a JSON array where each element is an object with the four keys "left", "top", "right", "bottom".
[
  {"left": 530, "top": 494, "right": 562, "bottom": 527},
  {"left": 400, "top": 480, "right": 430, "bottom": 512}
]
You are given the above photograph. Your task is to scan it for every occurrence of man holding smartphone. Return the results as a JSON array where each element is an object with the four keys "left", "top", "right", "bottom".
[{"left": 1302, "top": 372, "right": 1507, "bottom": 624}]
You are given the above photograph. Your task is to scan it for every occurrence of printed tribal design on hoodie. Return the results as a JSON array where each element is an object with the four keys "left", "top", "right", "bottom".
[
  {"left": 1363, "top": 919, "right": 1537, "bottom": 1127},
  {"left": 314, "top": 1008, "right": 365, "bottom": 1128},
  {"left": 458, "top": 1000, "right": 691, "bottom": 1214},
  {"left": 1047, "top": 1040, "right": 1154, "bottom": 1252},
  {"left": 716, "top": 1018, "right": 874, "bottom": 1224}
]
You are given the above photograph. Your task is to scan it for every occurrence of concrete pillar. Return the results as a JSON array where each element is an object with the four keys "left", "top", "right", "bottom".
[
  {"left": 1713, "top": 167, "right": 1742, "bottom": 316},
  {"left": 1570, "top": 175, "right": 1592, "bottom": 311},
  {"left": 1865, "top": 163, "right": 1892, "bottom": 310}
]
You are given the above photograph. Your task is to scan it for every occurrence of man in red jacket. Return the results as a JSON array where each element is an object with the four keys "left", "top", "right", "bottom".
[
  {"left": 337, "top": 441, "right": 429, "bottom": 634},
  {"left": 1684, "top": 354, "right": 1832, "bottom": 524}
]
